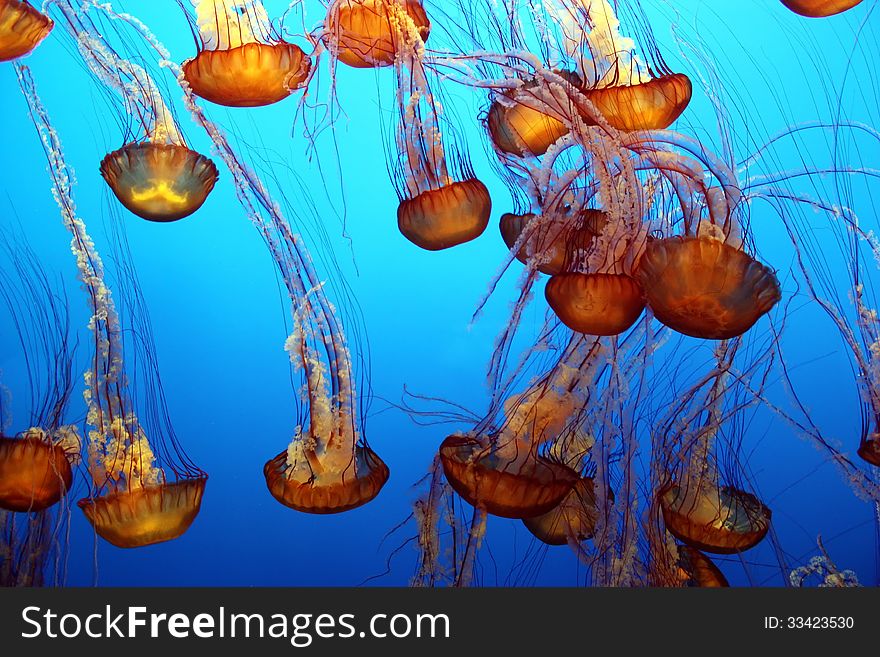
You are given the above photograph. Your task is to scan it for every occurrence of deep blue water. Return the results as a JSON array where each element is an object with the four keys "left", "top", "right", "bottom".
[{"left": 0, "top": 0, "right": 878, "bottom": 587}]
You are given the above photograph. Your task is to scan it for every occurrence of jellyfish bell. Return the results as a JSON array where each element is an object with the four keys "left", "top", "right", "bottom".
[
  {"left": 439, "top": 434, "right": 578, "bottom": 519},
  {"left": 0, "top": 0, "right": 52, "bottom": 62},
  {"left": 324, "top": 0, "right": 430, "bottom": 69},
  {"left": 521, "top": 476, "right": 600, "bottom": 545},
  {"left": 676, "top": 545, "right": 729, "bottom": 587},
  {"left": 636, "top": 235, "right": 781, "bottom": 340},
  {"left": 78, "top": 477, "right": 206, "bottom": 549},
  {"left": 858, "top": 432, "right": 880, "bottom": 467},
  {"left": 100, "top": 142, "right": 219, "bottom": 222},
  {"left": 582, "top": 73, "right": 693, "bottom": 132},
  {"left": 545, "top": 273, "right": 645, "bottom": 336},
  {"left": 500, "top": 210, "right": 603, "bottom": 275},
  {"left": 0, "top": 430, "right": 75, "bottom": 513},
  {"left": 183, "top": 0, "right": 311, "bottom": 107},
  {"left": 780, "top": 0, "right": 863, "bottom": 17},
  {"left": 264, "top": 443, "right": 389, "bottom": 514},
  {"left": 659, "top": 482, "right": 771, "bottom": 554},
  {"left": 398, "top": 178, "right": 491, "bottom": 250}
]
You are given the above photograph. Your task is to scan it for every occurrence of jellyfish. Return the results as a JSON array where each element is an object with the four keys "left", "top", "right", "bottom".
[
  {"left": 324, "top": 0, "right": 430, "bottom": 68},
  {"left": 546, "top": 272, "right": 645, "bottom": 337},
  {"left": 674, "top": 546, "right": 729, "bottom": 587},
  {"left": 262, "top": 297, "right": 390, "bottom": 514},
  {"left": 780, "top": 0, "right": 864, "bottom": 18},
  {"left": 0, "top": 234, "right": 80, "bottom": 586},
  {"left": 549, "top": 0, "right": 692, "bottom": 131},
  {"left": 17, "top": 64, "right": 207, "bottom": 549},
  {"left": 0, "top": 0, "right": 52, "bottom": 62},
  {"left": 53, "top": 5, "right": 219, "bottom": 222},
  {"left": 0, "top": 237, "right": 80, "bottom": 516},
  {"left": 389, "top": 6, "right": 491, "bottom": 250},
  {"left": 636, "top": 235, "right": 782, "bottom": 340},
  {"left": 486, "top": 72, "right": 581, "bottom": 157},
  {"left": 522, "top": 477, "right": 600, "bottom": 546},
  {"left": 182, "top": 0, "right": 311, "bottom": 107},
  {"left": 499, "top": 209, "right": 604, "bottom": 276},
  {"left": 659, "top": 481, "right": 771, "bottom": 554}
]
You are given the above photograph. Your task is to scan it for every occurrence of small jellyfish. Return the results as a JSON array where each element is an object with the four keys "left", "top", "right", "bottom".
[
  {"left": 548, "top": 0, "right": 691, "bottom": 130},
  {"left": 0, "top": 0, "right": 52, "bottom": 62},
  {"left": 398, "top": 179, "right": 492, "bottom": 251},
  {"left": 780, "top": 0, "right": 864, "bottom": 17},
  {"left": 439, "top": 363, "right": 587, "bottom": 519},
  {"left": 637, "top": 236, "right": 781, "bottom": 340},
  {"left": 100, "top": 142, "right": 218, "bottom": 223},
  {"left": 486, "top": 73, "right": 581, "bottom": 157},
  {"left": 324, "top": 0, "right": 430, "bottom": 68},
  {"left": 583, "top": 74, "right": 693, "bottom": 132},
  {"left": 521, "top": 476, "right": 600, "bottom": 545},
  {"left": 183, "top": 0, "right": 311, "bottom": 107},
  {"left": 659, "top": 482, "right": 771, "bottom": 554},
  {"left": 675, "top": 545, "right": 729, "bottom": 587},
  {"left": 439, "top": 434, "right": 578, "bottom": 519},
  {"left": 56, "top": 5, "right": 219, "bottom": 222},
  {"left": 263, "top": 301, "right": 389, "bottom": 514},
  {"left": 499, "top": 210, "right": 603, "bottom": 275},
  {"left": 858, "top": 432, "right": 880, "bottom": 467},
  {"left": 545, "top": 273, "right": 645, "bottom": 336},
  {"left": 0, "top": 430, "right": 74, "bottom": 513}
]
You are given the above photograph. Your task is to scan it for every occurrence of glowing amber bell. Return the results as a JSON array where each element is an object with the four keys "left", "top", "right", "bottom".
[
  {"left": 398, "top": 179, "right": 492, "bottom": 251},
  {"left": 100, "top": 143, "right": 219, "bottom": 222},
  {"left": 545, "top": 273, "right": 645, "bottom": 336},
  {"left": 676, "top": 545, "right": 729, "bottom": 587},
  {"left": 183, "top": 42, "right": 311, "bottom": 107},
  {"left": 264, "top": 446, "right": 389, "bottom": 514},
  {"left": 583, "top": 73, "right": 692, "bottom": 131},
  {"left": 0, "top": 0, "right": 53, "bottom": 62},
  {"left": 659, "top": 483, "right": 771, "bottom": 554},
  {"left": 780, "top": 0, "right": 863, "bottom": 17},
  {"left": 325, "top": 0, "right": 430, "bottom": 68},
  {"left": 488, "top": 99, "right": 568, "bottom": 157},
  {"left": 522, "top": 477, "right": 600, "bottom": 545},
  {"left": 78, "top": 477, "right": 206, "bottom": 548},
  {"left": 637, "top": 236, "right": 781, "bottom": 340},
  {"left": 439, "top": 434, "right": 579, "bottom": 519},
  {"left": 0, "top": 436, "right": 72, "bottom": 512}
]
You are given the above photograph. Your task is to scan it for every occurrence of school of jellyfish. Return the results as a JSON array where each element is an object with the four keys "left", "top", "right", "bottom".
[{"left": 0, "top": 0, "right": 878, "bottom": 587}]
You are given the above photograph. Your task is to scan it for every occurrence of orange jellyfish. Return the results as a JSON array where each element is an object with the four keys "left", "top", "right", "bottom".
[
  {"left": 100, "top": 142, "right": 218, "bottom": 222},
  {"left": 780, "top": 0, "right": 863, "bottom": 17},
  {"left": 439, "top": 347, "right": 595, "bottom": 519},
  {"left": 0, "top": 0, "right": 52, "bottom": 62},
  {"left": 858, "top": 431, "right": 880, "bottom": 467},
  {"left": 675, "top": 545, "right": 729, "bottom": 587},
  {"left": 398, "top": 179, "right": 492, "bottom": 251},
  {"left": 324, "top": 0, "right": 430, "bottom": 68},
  {"left": 659, "top": 481, "right": 771, "bottom": 554},
  {"left": 487, "top": 73, "right": 581, "bottom": 157},
  {"left": 550, "top": 0, "right": 691, "bottom": 130},
  {"left": 521, "top": 476, "right": 600, "bottom": 545},
  {"left": 18, "top": 65, "right": 207, "bottom": 548},
  {"left": 182, "top": 0, "right": 311, "bottom": 107},
  {"left": 263, "top": 296, "right": 389, "bottom": 514},
  {"left": 0, "top": 432, "right": 74, "bottom": 513},
  {"left": 389, "top": 4, "right": 491, "bottom": 250},
  {"left": 637, "top": 236, "right": 781, "bottom": 340},
  {"left": 545, "top": 273, "right": 645, "bottom": 336},
  {"left": 54, "top": 5, "right": 219, "bottom": 222},
  {"left": 499, "top": 209, "right": 604, "bottom": 275}
]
